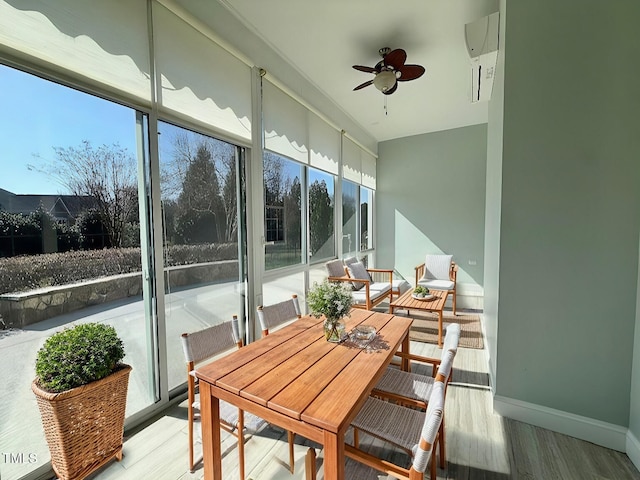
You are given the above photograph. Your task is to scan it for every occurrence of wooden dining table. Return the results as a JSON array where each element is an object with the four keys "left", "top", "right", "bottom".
[{"left": 195, "top": 308, "right": 413, "bottom": 480}]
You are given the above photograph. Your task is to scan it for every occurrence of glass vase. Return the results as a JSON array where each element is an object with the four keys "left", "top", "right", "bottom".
[{"left": 324, "top": 317, "right": 346, "bottom": 343}]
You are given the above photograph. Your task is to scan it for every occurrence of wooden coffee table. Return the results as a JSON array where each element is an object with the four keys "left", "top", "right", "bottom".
[{"left": 389, "top": 288, "right": 449, "bottom": 347}]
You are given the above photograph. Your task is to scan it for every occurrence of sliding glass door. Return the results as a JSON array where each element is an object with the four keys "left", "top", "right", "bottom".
[
  {"left": 158, "top": 122, "right": 247, "bottom": 391},
  {"left": 0, "top": 65, "right": 156, "bottom": 480}
]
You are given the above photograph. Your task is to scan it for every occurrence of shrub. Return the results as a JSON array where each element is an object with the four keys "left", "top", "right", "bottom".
[
  {"left": 35, "top": 323, "right": 125, "bottom": 393},
  {"left": 55, "top": 222, "right": 83, "bottom": 251},
  {"left": 164, "top": 243, "right": 237, "bottom": 266},
  {"left": 0, "top": 243, "right": 238, "bottom": 294}
]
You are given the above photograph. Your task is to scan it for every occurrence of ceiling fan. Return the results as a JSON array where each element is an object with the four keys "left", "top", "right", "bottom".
[{"left": 353, "top": 47, "right": 425, "bottom": 95}]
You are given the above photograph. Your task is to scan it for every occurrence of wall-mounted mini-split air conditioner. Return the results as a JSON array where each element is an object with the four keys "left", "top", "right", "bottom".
[{"left": 465, "top": 11, "right": 499, "bottom": 103}]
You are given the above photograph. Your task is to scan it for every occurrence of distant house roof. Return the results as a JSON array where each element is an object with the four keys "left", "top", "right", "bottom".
[{"left": 0, "top": 188, "right": 97, "bottom": 219}]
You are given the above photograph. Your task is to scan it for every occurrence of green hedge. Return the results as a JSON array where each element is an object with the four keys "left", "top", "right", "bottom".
[{"left": 0, "top": 243, "right": 237, "bottom": 295}]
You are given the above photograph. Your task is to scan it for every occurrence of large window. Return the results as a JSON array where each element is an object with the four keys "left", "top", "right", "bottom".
[
  {"left": 360, "top": 186, "right": 373, "bottom": 251},
  {"left": 158, "top": 122, "right": 247, "bottom": 390},
  {"left": 308, "top": 168, "right": 335, "bottom": 261},
  {"left": 264, "top": 151, "right": 303, "bottom": 270},
  {"left": 0, "top": 65, "right": 155, "bottom": 480},
  {"left": 342, "top": 180, "right": 358, "bottom": 258}
]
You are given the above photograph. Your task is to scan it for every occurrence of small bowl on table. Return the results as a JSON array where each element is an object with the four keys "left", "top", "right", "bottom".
[{"left": 353, "top": 325, "right": 377, "bottom": 342}]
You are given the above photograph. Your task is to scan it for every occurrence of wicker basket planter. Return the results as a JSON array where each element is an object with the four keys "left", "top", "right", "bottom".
[{"left": 32, "top": 364, "right": 132, "bottom": 480}]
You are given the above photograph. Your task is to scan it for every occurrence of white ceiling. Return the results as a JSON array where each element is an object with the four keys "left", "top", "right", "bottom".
[{"left": 183, "top": 0, "right": 499, "bottom": 143}]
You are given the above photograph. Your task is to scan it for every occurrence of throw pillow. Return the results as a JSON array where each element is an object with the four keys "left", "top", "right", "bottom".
[
  {"left": 347, "top": 261, "right": 371, "bottom": 291},
  {"left": 343, "top": 256, "right": 359, "bottom": 266},
  {"left": 344, "top": 257, "right": 375, "bottom": 282}
]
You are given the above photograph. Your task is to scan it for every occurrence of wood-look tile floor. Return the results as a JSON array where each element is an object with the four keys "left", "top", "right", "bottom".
[{"left": 85, "top": 320, "right": 640, "bottom": 480}]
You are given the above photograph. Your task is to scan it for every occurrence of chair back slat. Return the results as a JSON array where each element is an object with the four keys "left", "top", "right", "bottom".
[
  {"left": 435, "top": 348, "right": 456, "bottom": 384},
  {"left": 181, "top": 321, "right": 237, "bottom": 364},
  {"left": 423, "top": 254, "right": 453, "bottom": 281},
  {"left": 231, "top": 314, "right": 241, "bottom": 346},
  {"left": 412, "top": 380, "right": 445, "bottom": 473},
  {"left": 257, "top": 295, "right": 301, "bottom": 334},
  {"left": 442, "top": 323, "right": 461, "bottom": 354}
]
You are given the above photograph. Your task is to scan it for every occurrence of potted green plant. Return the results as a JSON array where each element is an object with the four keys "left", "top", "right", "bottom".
[
  {"left": 31, "top": 322, "right": 131, "bottom": 480},
  {"left": 307, "top": 280, "right": 353, "bottom": 342},
  {"left": 413, "top": 285, "right": 430, "bottom": 298}
]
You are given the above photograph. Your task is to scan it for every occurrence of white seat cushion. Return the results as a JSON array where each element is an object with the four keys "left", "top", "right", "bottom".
[
  {"left": 422, "top": 254, "right": 452, "bottom": 281},
  {"left": 369, "top": 283, "right": 390, "bottom": 294},
  {"left": 391, "top": 279, "right": 411, "bottom": 294},
  {"left": 418, "top": 279, "right": 455, "bottom": 291},
  {"left": 373, "top": 279, "right": 410, "bottom": 297},
  {"left": 351, "top": 283, "right": 391, "bottom": 304}
]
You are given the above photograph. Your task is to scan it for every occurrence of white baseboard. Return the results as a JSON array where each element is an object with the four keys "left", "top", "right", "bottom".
[
  {"left": 627, "top": 430, "right": 640, "bottom": 472},
  {"left": 494, "top": 395, "right": 627, "bottom": 452},
  {"left": 456, "top": 296, "right": 483, "bottom": 311}
]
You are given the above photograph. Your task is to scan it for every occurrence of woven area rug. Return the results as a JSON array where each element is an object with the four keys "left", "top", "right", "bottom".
[{"left": 408, "top": 311, "right": 483, "bottom": 349}]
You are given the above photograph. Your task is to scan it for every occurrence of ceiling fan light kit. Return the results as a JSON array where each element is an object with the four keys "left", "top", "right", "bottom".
[{"left": 372, "top": 70, "right": 396, "bottom": 93}]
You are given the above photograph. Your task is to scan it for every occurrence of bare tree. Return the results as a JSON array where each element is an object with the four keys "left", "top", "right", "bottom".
[{"left": 37, "top": 141, "right": 138, "bottom": 248}]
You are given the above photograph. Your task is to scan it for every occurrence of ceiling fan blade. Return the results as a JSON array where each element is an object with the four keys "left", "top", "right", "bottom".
[
  {"left": 397, "top": 64, "right": 426, "bottom": 81},
  {"left": 383, "top": 48, "right": 407, "bottom": 70},
  {"left": 352, "top": 65, "right": 377, "bottom": 73},
  {"left": 382, "top": 82, "right": 398, "bottom": 95},
  {"left": 353, "top": 80, "right": 374, "bottom": 91}
]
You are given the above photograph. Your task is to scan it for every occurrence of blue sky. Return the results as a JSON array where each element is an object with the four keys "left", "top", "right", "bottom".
[
  {"left": 0, "top": 63, "right": 336, "bottom": 198},
  {"left": 0, "top": 64, "right": 137, "bottom": 195}
]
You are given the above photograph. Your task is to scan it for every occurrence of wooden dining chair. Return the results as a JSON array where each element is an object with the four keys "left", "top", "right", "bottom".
[
  {"left": 352, "top": 347, "right": 456, "bottom": 478},
  {"left": 256, "top": 294, "right": 302, "bottom": 337},
  {"left": 256, "top": 296, "right": 301, "bottom": 473},
  {"left": 181, "top": 316, "right": 258, "bottom": 479},
  {"left": 305, "top": 380, "right": 446, "bottom": 480},
  {"left": 369, "top": 323, "right": 459, "bottom": 470},
  {"left": 374, "top": 322, "right": 460, "bottom": 405}
]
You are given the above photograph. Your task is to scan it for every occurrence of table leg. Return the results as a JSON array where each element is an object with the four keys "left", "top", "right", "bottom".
[
  {"left": 305, "top": 447, "right": 317, "bottom": 480},
  {"left": 401, "top": 330, "right": 411, "bottom": 371},
  {"left": 200, "top": 382, "right": 222, "bottom": 480},
  {"left": 322, "top": 430, "right": 345, "bottom": 480},
  {"left": 438, "top": 310, "right": 443, "bottom": 348}
]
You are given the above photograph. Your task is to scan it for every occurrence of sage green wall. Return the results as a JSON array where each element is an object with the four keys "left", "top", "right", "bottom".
[
  {"left": 376, "top": 125, "right": 487, "bottom": 289},
  {"left": 483, "top": 0, "right": 507, "bottom": 387},
  {"left": 493, "top": 0, "right": 640, "bottom": 426}
]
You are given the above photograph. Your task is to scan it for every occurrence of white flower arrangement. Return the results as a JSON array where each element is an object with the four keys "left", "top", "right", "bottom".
[{"left": 307, "top": 280, "right": 353, "bottom": 322}]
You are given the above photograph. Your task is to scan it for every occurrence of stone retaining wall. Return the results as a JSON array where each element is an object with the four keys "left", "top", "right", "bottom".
[{"left": 0, "top": 260, "right": 238, "bottom": 328}]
